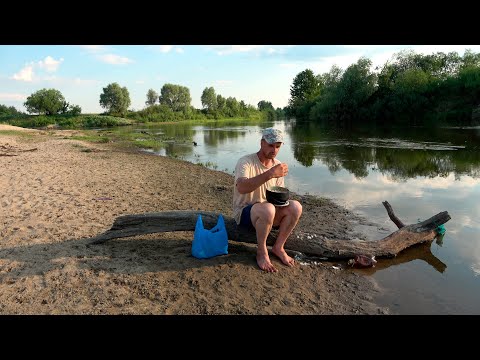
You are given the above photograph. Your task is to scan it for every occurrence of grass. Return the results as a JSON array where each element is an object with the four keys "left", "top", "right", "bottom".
[
  {"left": 4, "top": 114, "right": 134, "bottom": 130},
  {"left": 132, "top": 139, "right": 164, "bottom": 150},
  {"left": 69, "top": 134, "right": 110, "bottom": 143},
  {"left": 0, "top": 130, "right": 42, "bottom": 145},
  {"left": 2, "top": 115, "right": 272, "bottom": 165},
  {"left": 195, "top": 160, "right": 218, "bottom": 170},
  {"left": 0, "top": 130, "right": 35, "bottom": 138},
  {"left": 148, "top": 116, "right": 266, "bottom": 126}
]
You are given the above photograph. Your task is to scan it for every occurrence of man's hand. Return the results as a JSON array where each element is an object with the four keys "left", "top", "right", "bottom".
[
  {"left": 270, "top": 163, "right": 288, "bottom": 178},
  {"left": 236, "top": 163, "right": 289, "bottom": 194}
]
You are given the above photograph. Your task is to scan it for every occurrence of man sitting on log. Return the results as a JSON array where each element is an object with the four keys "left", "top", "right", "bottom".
[{"left": 233, "top": 127, "right": 303, "bottom": 272}]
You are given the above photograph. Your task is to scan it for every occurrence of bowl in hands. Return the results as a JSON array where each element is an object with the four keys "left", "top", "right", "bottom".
[{"left": 266, "top": 186, "right": 290, "bottom": 206}]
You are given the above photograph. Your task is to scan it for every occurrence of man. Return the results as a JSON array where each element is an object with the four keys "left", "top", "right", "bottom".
[{"left": 233, "top": 127, "right": 303, "bottom": 272}]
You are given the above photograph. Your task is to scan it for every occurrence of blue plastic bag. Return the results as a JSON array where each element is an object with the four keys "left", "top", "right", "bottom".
[{"left": 192, "top": 214, "right": 228, "bottom": 259}]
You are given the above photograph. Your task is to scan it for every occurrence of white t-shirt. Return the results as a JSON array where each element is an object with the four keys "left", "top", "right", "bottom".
[{"left": 232, "top": 153, "right": 284, "bottom": 224}]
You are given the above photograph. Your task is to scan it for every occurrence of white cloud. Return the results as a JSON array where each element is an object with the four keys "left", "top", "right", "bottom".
[
  {"left": 205, "top": 45, "right": 294, "bottom": 56},
  {"left": 331, "top": 171, "right": 480, "bottom": 213},
  {"left": 148, "top": 45, "right": 184, "bottom": 54},
  {"left": 471, "top": 264, "right": 480, "bottom": 277},
  {"left": 37, "top": 56, "right": 64, "bottom": 72},
  {"left": 365, "top": 46, "right": 480, "bottom": 72},
  {"left": 409, "top": 45, "right": 480, "bottom": 56},
  {"left": 368, "top": 51, "right": 400, "bottom": 70},
  {"left": 135, "top": 80, "right": 145, "bottom": 84},
  {"left": 0, "top": 93, "right": 27, "bottom": 101},
  {"left": 402, "top": 173, "right": 480, "bottom": 190},
  {"left": 340, "top": 45, "right": 480, "bottom": 72},
  {"left": 97, "top": 54, "right": 133, "bottom": 65},
  {"left": 281, "top": 51, "right": 413, "bottom": 77},
  {"left": 158, "top": 45, "right": 173, "bottom": 53},
  {"left": 278, "top": 45, "right": 480, "bottom": 78},
  {"left": 79, "top": 45, "right": 107, "bottom": 52},
  {"left": 12, "top": 65, "right": 34, "bottom": 82},
  {"left": 207, "top": 45, "right": 267, "bottom": 55},
  {"left": 11, "top": 55, "right": 64, "bottom": 82},
  {"left": 279, "top": 54, "right": 357, "bottom": 75}
]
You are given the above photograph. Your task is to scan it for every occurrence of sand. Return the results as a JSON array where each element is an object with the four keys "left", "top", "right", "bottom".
[{"left": 0, "top": 124, "right": 389, "bottom": 314}]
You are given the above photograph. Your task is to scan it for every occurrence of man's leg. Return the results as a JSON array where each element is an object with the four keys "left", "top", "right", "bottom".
[
  {"left": 249, "top": 202, "right": 277, "bottom": 272},
  {"left": 271, "top": 200, "right": 303, "bottom": 267}
]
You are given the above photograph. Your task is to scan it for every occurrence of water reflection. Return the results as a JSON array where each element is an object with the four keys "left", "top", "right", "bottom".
[
  {"left": 289, "top": 122, "right": 480, "bottom": 179},
  {"left": 201, "top": 127, "right": 247, "bottom": 147},
  {"left": 118, "top": 121, "right": 480, "bottom": 181},
  {"left": 348, "top": 240, "right": 447, "bottom": 275}
]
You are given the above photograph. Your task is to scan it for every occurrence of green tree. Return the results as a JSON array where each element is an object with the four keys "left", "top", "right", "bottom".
[
  {"left": 309, "top": 58, "right": 376, "bottom": 127},
  {"left": 275, "top": 107, "right": 285, "bottom": 119},
  {"left": 201, "top": 87, "right": 217, "bottom": 112},
  {"left": 59, "top": 100, "right": 81, "bottom": 115},
  {"left": 319, "top": 65, "right": 343, "bottom": 89},
  {"left": 159, "top": 83, "right": 191, "bottom": 112},
  {"left": 461, "top": 49, "right": 480, "bottom": 69},
  {"left": 99, "top": 82, "right": 131, "bottom": 116},
  {"left": 225, "top": 97, "right": 240, "bottom": 116},
  {"left": 333, "top": 57, "right": 377, "bottom": 123},
  {"left": 216, "top": 95, "right": 226, "bottom": 113},
  {"left": 24, "top": 88, "right": 66, "bottom": 115},
  {"left": 145, "top": 89, "right": 158, "bottom": 107},
  {"left": 391, "top": 68, "right": 430, "bottom": 126},
  {"left": 257, "top": 100, "right": 274, "bottom": 111},
  {"left": 289, "top": 69, "right": 321, "bottom": 108},
  {"left": 238, "top": 100, "right": 248, "bottom": 116},
  {"left": 67, "top": 104, "right": 82, "bottom": 115},
  {"left": 0, "top": 104, "right": 22, "bottom": 115}
]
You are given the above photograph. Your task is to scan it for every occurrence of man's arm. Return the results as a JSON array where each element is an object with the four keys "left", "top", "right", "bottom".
[{"left": 236, "top": 163, "right": 288, "bottom": 194}]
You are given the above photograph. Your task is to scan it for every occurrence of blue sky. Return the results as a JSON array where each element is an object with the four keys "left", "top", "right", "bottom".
[{"left": 1, "top": 45, "right": 479, "bottom": 114}]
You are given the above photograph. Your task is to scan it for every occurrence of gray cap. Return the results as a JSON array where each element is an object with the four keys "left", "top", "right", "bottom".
[{"left": 262, "top": 128, "right": 284, "bottom": 144}]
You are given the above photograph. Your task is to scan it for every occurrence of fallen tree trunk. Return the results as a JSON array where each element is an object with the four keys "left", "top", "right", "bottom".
[
  {"left": 89, "top": 202, "right": 451, "bottom": 260},
  {"left": 351, "top": 240, "right": 447, "bottom": 274}
]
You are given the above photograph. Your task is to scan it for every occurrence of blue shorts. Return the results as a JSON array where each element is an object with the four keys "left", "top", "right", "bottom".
[
  {"left": 239, "top": 203, "right": 280, "bottom": 231},
  {"left": 239, "top": 204, "right": 255, "bottom": 231}
]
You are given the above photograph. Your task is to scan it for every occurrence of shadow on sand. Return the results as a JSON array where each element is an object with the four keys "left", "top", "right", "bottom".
[
  {"left": 0, "top": 234, "right": 260, "bottom": 281},
  {"left": 0, "top": 231, "right": 446, "bottom": 282}
]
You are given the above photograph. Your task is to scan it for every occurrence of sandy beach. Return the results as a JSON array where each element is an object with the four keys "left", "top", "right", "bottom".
[{"left": 0, "top": 124, "right": 389, "bottom": 314}]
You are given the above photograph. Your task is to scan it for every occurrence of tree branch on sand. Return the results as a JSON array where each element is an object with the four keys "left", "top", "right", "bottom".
[
  {"left": 89, "top": 201, "right": 451, "bottom": 260},
  {"left": 0, "top": 144, "right": 38, "bottom": 156}
]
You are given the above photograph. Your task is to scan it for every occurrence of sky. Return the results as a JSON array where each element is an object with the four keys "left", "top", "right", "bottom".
[{"left": 1, "top": 45, "right": 480, "bottom": 114}]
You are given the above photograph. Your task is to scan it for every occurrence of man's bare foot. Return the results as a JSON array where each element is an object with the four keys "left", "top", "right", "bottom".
[
  {"left": 271, "top": 247, "right": 295, "bottom": 267},
  {"left": 256, "top": 253, "right": 278, "bottom": 272}
]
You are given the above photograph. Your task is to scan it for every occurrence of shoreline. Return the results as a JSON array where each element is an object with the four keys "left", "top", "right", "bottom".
[{"left": 0, "top": 125, "right": 388, "bottom": 314}]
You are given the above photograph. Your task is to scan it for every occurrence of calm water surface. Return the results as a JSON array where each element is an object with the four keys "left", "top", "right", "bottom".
[{"left": 112, "top": 120, "right": 480, "bottom": 314}]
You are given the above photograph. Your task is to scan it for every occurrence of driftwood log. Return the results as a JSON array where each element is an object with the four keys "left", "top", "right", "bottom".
[{"left": 89, "top": 201, "right": 451, "bottom": 260}]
